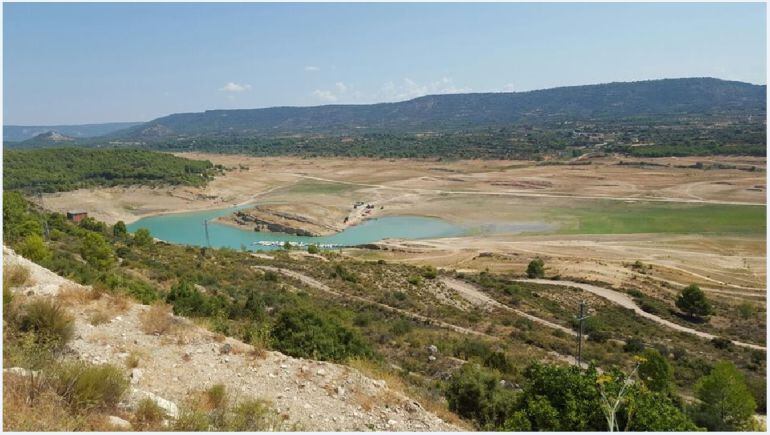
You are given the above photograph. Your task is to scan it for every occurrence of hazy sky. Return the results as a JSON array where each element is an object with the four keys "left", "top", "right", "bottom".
[{"left": 3, "top": 2, "right": 766, "bottom": 125}]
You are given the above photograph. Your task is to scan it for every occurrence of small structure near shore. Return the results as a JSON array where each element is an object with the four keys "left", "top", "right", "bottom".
[{"left": 66, "top": 210, "right": 88, "bottom": 223}]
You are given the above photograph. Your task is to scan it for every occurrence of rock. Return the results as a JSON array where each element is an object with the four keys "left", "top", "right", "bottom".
[
  {"left": 387, "top": 419, "right": 398, "bottom": 427},
  {"left": 336, "top": 386, "right": 345, "bottom": 396},
  {"left": 427, "top": 344, "right": 439, "bottom": 354},
  {"left": 405, "top": 401, "right": 422, "bottom": 413},
  {"left": 131, "top": 389, "right": 179, "bottom": 419},
  {"left": 3, "top": 367, "right": 37, "bottom": 377},
  {"left": 316, "top": 368, "right": 327, "bottom": 376},
  {"left": 130, "top": 368, "right": 143, "bottom": 385},
  {"left": 220, "top": 343, "right": 232, "bottom": 355},
  {"left": 427, "top": 355, "right": 436, "bottom": 362},
  {"left": 107, "top": 415, "right": 132, "bottom": 430}
]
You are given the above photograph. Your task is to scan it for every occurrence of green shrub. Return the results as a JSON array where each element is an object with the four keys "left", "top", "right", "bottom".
[
  {"left": 16, "top": 234, "right": 50, "bottom": 262},
  {"left": 227, "top": 399, "right": 285, "bottom": 431},
  {"left": 407, "top": 275, "right": 422, "bottom": 286},
  {"left": 166, "top": 281, "right": 212, "bottom": 317},
  {"left": 711, "top": 337, "right": 733, "bottom": 350},
  {"left": 331, "top": 264, "right": 358, "bottom": 283},
  {"left": 307, "top": 244, "right": 320, "bottom": 254},
  {"left": 173, "top": 409, "right": 210, "bottom": 431},
  {"left": 675, "top": 284, "right": 712, "bottom": 319},
  {"left": 445, "top": 363, "right": 517, "bottom": 429},
  {"left": 694, "top": 361, "right": 756, "bottom": 430},
  {"left": 483, "top": 351, "right": 513, "bottom": 374},
  {"left": 622, "top": 337, "right": 645, "bottom": 353},
  {"left": 526, "top": 258, "right": 545, "bottom": 278},
  {"left": 737, "top": 302, "right": 756, "bottom": 319},
  {"left": 388, "top": 318, "right": 413, "bottom": 336},
  {"left": 206, "top": 384, "right": 228, "bottom": 411},
  {"left": 271, "top": 307, "right": 372, "bottom": 362},
  {"left": 80, "top": 232, "right": 115, "bottom": 270},
  {"left": 134, "top": 398, "right": 166, "bottom": 428},
  {"left": 54, "top": 363, "right": 128, "bottom": 411},
  {"left": 113, "top": 221, "right": 128, "bottom": 239},
  {"left": 132, "top": 228, "right": 153, "bottom": 247},
  {"left": 637, "top": 348, "right": 674, "bottom": 393},
  {"left": 421, "top": 266, "right": 437, "bottom": 279}
]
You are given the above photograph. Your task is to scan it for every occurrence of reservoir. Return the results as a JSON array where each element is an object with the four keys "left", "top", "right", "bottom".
[{"left": 126, "top": 206, "right": 552, "bottom": 250}]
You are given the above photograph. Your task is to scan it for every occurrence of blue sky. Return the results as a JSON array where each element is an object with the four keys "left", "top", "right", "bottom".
[{"left": 3, "top": 2, "right": 766, "bottom": 125}]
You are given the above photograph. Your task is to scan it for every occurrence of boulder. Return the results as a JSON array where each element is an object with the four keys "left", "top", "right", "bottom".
[
  {"left": 130, "top": 389, "right": 179, "bottom": 419},
  {"left": 107, "top": 415, "right": 132, "bottom": 430}
]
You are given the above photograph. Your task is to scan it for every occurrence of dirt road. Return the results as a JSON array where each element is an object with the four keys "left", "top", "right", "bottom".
[
  {"left": 439, "top": 277, "right": 577, "bottom": 336},
  {"left": 517, "top": 279, "right": 766, "bottom": 351},
  {"left": 253, "top": 266, "right": 491, "bottom": 338}
]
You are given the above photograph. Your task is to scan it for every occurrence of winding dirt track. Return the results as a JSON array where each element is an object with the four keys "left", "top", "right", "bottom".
[
  {"left": 516, "top": 279, "right": 766, "bottom": 351},
  {"left": 438, "top": 277, "right": 577, "bottom": 336},
  {"left": 253, "top": 265, "right": 490, "bottom": 338}
]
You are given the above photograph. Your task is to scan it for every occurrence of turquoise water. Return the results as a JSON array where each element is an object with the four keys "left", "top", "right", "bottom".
[
  {"left": 127, "top": 206, "right": 465, "bottom": 251},
  {"left": 126, "top": 206, "right": 554, "bottom": 251}
]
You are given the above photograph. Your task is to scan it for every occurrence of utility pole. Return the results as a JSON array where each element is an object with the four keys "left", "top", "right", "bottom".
[
  {"left": 203, "top": 219, "right": 211, "bottom": 248},
  {"left": 576, "top": 300, "right": 589, "bottom": 368}
]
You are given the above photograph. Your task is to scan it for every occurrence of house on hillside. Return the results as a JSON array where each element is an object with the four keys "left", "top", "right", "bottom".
[{"left": 67, "top": 210, "right": 88, "bottom": 223}]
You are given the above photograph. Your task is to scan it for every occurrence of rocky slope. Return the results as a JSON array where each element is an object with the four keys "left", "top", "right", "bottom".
[{"left": 3, "top": 247, "right": 460, "bottom": 431}]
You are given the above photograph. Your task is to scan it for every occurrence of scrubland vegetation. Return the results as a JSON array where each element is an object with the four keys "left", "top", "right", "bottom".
[
  {"left": 3, "top": 191, "right": 765, "bottom": 431},
  {"left": 3, "top": 148, "right": 219, "bottom": 192}
]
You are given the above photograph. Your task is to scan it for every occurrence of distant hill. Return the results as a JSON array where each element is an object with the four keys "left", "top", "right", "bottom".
[
  {"left": 3, "top": 121, "right": 142, "bottom": 142},
  {"left": 110, "top": 78, "right": 765, "bottom": 140}
]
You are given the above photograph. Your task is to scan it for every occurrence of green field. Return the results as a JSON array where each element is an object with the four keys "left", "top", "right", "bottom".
[
  {"left": 277, "top": 179, "right": 356, "bottom": 196},
  {"left": 550, "top": 201, "right": 766, "bottom": 235}
]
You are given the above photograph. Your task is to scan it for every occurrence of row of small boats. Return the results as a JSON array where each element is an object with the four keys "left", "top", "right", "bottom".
[{"left": 252, "top": 240, "right": 342, "bottom": 248}]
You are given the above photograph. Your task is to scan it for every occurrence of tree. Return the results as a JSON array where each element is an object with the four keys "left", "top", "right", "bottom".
[
  {"left": 113, "top": 221, "right": 128, "bottom": 239},
  {"left": 166, "top": 281, "right": 211, "bottom": 317},
  {"left": 133, "top": 228, "right": 153, "bottom": 247},
  {"left": 624, "top": 390, "right": 698, "bottom": 431},
  {"left": 512, "top": 363, "right": 604, "bottom": 431},
  {"left": 445, "top": 363, "right": 517, "bottom": 429},
  {"left": 675, "top": 284, "right": 713, "bottom": 318},
  {"left": 694, "top": 361, "right": 756, "bottom": 431},
  {"left": 80, "top": 232, "right": 115, "bottom": 270},
  {"left": 271, "top": 307, "right": 371, "bottom": 362},
  {"left": 307, "top": 244, "right": 319, "bottom": 254},
  {"left": 526, "top": 257, "right": 545, "bottom": 278},
  {"left": 16, "top": 233, "right": 50, "bottom": 262},
  {"left": 637, "top": 348, "right": 674, "bottom": 394}
]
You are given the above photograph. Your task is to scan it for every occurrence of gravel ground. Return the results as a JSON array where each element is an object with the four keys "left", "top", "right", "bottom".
[{"left": 3, "top": 247, "right": 460, "bottom": 431}]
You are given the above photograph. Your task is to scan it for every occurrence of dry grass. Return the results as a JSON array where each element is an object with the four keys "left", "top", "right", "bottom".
[
  {"left": 352, "top": 390, "right": 375, "bottom": 412},
  {"left": 132, "top": 398, "right": 166, "bottom": 430},
  {"left": 57, "top": 285, "right": 102, "bottom": 306},
  {"left": 139, "top": 302, "right": 173, "bottom": 335},
  {"left": 347, "top": 357, "right": 470, "bottom": 429},
  {"left": 125, "top": 351, "right": 142, "bottom": 369},
  {"left": 2, "top": 373, "right": 112, "bottom": 431},
  {"left": 83, "top": 294, "right": 131, "bottom": 326},
  {"left": 4, "top": 264, "right": 31, "bottom": 289},
  {"left": 88, "top": 310, "right": 112, "bottom": 326}
]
